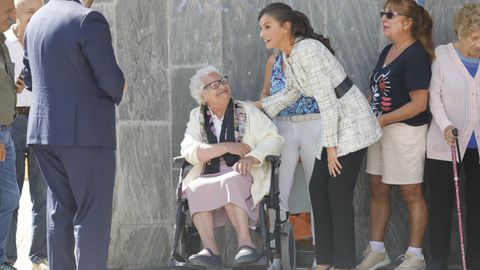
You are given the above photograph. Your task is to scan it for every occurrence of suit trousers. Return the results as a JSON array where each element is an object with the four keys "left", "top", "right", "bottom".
[
  {"left": 309, "top": 147, "right": 366, "bottom": 269},
  {"left": 427, "top": 149, "right": 480, "bottom": 269},
  {"left": 32, "top": 145, "right": 115, "bottom": 270}
]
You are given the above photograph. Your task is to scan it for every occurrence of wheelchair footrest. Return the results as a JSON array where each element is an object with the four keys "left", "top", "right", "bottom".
[{"left": 169, "top": 256, "right": 206, "bottom": 269}]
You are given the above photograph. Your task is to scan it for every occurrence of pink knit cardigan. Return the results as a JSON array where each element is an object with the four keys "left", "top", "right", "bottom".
[{"left": 427, "top": 43, "right": 480, "bottom": 162}]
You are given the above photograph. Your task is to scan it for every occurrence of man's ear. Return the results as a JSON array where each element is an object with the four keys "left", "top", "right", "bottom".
[{"left": 84, "top": 0, "right": 94, "bottom": 8}]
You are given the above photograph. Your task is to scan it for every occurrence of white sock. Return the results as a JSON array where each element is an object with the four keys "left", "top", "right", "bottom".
[
  {"left": 370, "top": 241, "right": 385, "bottom": 252},
  {"left": 407, "top": 246, "right": 424, "bottom": 259}
]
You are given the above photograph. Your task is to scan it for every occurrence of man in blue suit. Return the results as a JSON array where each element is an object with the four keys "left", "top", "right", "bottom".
[{"left": 22, "top": 0, "right": 126, "bottom": 269}]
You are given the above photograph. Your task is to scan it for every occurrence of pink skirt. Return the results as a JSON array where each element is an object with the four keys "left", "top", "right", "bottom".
[{"left": 185, "top": 162, "right": 259, "bottom": 228}]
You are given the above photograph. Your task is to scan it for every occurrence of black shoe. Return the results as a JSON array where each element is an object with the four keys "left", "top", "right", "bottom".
[
  {"left": 233, "top": 245, "right": 261, "bottom": 266},
  {"left": 188, "top": 248, "right": 222, "bottom": 269}
]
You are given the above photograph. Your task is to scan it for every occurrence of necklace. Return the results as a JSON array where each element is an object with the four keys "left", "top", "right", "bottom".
[{"left": 382, "top": 39, "right": 415, "bottom": 68}]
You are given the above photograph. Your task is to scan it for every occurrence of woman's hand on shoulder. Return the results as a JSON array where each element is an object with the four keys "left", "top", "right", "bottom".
[
  {"left": 233, "top": 156, "right": 260, "bottom": 174},
  {"left": 222, "top": 142, "right": 252, "bottom": 157}
]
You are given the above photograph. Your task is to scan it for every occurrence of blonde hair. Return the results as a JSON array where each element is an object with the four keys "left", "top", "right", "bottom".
[{"left": 454, "top": 3, "right": 480, "bottom": 39}]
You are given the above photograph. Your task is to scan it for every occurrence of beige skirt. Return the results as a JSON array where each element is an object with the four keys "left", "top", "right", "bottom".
[
  {"left": 366, "top": 123, "right": 428, "bottom": 184},
  {"left": 185, "top": 162, "right": 259, "bottom": 228}
]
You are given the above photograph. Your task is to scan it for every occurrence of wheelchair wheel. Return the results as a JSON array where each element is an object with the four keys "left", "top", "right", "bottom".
[{"left": 280, "top": 222, "right": 296, "bottom": 270}]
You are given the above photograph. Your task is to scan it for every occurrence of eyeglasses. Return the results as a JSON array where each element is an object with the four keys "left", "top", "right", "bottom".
[
  {"left": 203, "top": 75, "right": 229, "bottom": 90},
  {"left": 380, "top": 11, "right": 409, "bottom": 19}
]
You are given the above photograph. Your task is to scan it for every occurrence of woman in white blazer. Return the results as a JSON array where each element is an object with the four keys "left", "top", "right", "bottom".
[
  {"left": 180, "top": 65, "right": 283, "bottom": 269},
  {"left": 256, "top": 3, "right": 382, "bottom": 270}
]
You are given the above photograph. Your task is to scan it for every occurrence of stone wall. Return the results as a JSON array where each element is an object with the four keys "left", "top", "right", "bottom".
[{"left": 89, "top": 0, "right": 473, "bottom": 269}]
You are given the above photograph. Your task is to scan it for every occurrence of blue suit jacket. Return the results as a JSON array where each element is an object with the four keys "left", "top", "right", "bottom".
[{"left": 23, "top": 0, "right": 124, "bottom": 149}]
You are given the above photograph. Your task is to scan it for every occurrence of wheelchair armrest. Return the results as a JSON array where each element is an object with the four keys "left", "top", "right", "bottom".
[
  {"left": 265, "top": 155, "right": 281, "bottom": 168},
  {"left": 173, "top": 156, "right": 193, "bottom": 171}
]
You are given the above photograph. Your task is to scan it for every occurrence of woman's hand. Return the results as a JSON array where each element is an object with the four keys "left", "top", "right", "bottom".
[
  {"left": 223, "top": 142, "right": 251, "bottom": 157},
  {"left": 233, "top": 156, "right": 259, "bottom": 174},
  {"left": 377, "top": 115, "right": 386, "bottom": 128},
  {"left": 327, "top": 147, "right": 342, "bottom": 177},
  {"left": 254, "top": 100, "right": 263, "bottom": 110},
  {"left": 15, "top": 76, "right": 25, "bottom": 93},
  {"left": 444, "top": 125, "right": 456, "bottom": 146}
]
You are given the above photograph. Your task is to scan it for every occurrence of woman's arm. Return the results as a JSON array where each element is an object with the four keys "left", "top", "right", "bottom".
[
  {"left": 428, "top": 53, "right": 452, "bottom": 133},
  {"left": 377, "top": 89, "right": 428, "bottom": 128},
  {"left": 196, "top": 142, "right": 251, "bottom": 164},
  {"left": 260, "top": 54, "right": 276, "bottom": 99},
  {"left": 180, "top": 108, "right": 252, "bottom": 164},
  {"left": 258, "top": 55, "right": 302, "bottom": 117},
  {"left": 296, "top": 44, "right": 340, "bottom": 148}
]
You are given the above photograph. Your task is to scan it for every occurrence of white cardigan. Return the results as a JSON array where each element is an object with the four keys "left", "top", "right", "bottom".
[
  {"left": 180, "top": 101, "right": 284, "bottom": 207},
  {"left": 427, "top": 43, "right": 480, "bottom": 162}
]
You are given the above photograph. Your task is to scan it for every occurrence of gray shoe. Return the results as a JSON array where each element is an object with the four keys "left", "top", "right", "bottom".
[
  {"left": 233, "top": 245, "right": 260, "bottom": 266},
  {"left": 356, "top": 245, "right": 391, "bottom": 270},
  {"left": 394, "top": 252, "right": 426, "bottom": 270},
  {"left": 188, "top": 248, "right": 222, "bottom": 269}
]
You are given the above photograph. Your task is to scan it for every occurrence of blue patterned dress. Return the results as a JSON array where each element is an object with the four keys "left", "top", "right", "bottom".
[{"left": 269, "top": 53, "right": 320, "bottom": 116}]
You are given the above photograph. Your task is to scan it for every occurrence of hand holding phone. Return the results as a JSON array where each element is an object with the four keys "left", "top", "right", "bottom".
[{"left": 15, "top": 75, "right": 25, "bottom": 93}]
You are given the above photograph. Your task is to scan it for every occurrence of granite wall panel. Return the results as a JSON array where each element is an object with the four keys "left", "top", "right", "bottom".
[
  {"left": 170, "top": 67, "right": 200, "bottom": 157},
  {"left": 170, "top": 0, "right": 223, "bottom": 66},
  {"left": 115, "top": 122, "right": 174, "bottom": 225},
  {"left": 116, "top": 0, "right": 169, "bottom": 121}
]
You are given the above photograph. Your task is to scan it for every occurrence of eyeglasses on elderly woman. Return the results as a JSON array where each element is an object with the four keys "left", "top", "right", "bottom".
[{"left": 203, "top": 75, "right": 229, "bottom": 90}]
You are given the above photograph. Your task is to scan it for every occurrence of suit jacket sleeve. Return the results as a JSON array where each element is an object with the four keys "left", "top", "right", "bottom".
[
  {"left": 80, "top": 11, "right": 125, "bottom": 105},
  {"left": 23, "top": 34, "right": 32, "bottom": 91}
]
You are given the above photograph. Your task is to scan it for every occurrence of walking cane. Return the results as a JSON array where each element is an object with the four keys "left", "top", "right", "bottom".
[{"left": 451, "top": 128, "right": 467, "bottom": 270}]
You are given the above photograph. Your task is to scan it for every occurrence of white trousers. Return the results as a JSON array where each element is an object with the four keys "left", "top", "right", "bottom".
[{"left": 273, "top": 117, "right": 322, "bottom": 242}]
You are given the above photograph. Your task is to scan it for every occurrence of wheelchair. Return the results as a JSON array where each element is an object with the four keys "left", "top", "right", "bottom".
[{"left": 169, "top": 155, "right": 296, "bottom": 270}]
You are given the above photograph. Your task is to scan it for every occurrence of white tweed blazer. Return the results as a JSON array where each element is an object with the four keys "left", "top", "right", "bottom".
[{"left": 262, "top": 38, "right": 382, "bottom": 157}]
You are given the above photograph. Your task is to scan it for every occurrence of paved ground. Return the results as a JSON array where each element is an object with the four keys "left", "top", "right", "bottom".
[
  {"left": 12, "top": 181, "right": 463, "bottom": 270},
  {"left": 13, "top": 180, "right": 34, "bottom": 270}
]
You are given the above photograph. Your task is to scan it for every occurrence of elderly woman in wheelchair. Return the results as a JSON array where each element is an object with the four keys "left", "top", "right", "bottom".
[{"left": 178, "top": 65, "right": 283, "bottom": 269}]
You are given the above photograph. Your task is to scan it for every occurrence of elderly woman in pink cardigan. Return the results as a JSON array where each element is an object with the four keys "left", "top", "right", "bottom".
[{"left": 426, "top": 3, "right": 480, "bottom": 269}]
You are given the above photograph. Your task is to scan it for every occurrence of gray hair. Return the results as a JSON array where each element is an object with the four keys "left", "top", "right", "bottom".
[{"left": 189, "top": 65, "right": 222, "bottom": 104}]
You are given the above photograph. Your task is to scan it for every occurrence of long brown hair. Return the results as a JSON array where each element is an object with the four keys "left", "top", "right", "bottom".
[
  {"left": 258, "top": 2, "right": 335, "bottom": 55},
  {"left": 384, "top": 0, "right": 435, "bottom": 61}
]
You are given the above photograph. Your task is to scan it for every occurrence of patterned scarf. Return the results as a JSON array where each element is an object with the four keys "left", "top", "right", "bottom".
[{"left": 200, "top": 99, "right": 246, "bottom": 174}]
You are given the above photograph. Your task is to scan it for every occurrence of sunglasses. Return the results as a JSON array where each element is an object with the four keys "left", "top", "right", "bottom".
[
  {"left": 380, "top": 11, "right": 409, "bottom": 19},
  {"left": 203, "top": 75, "right": 229, "bottom": 90}
]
